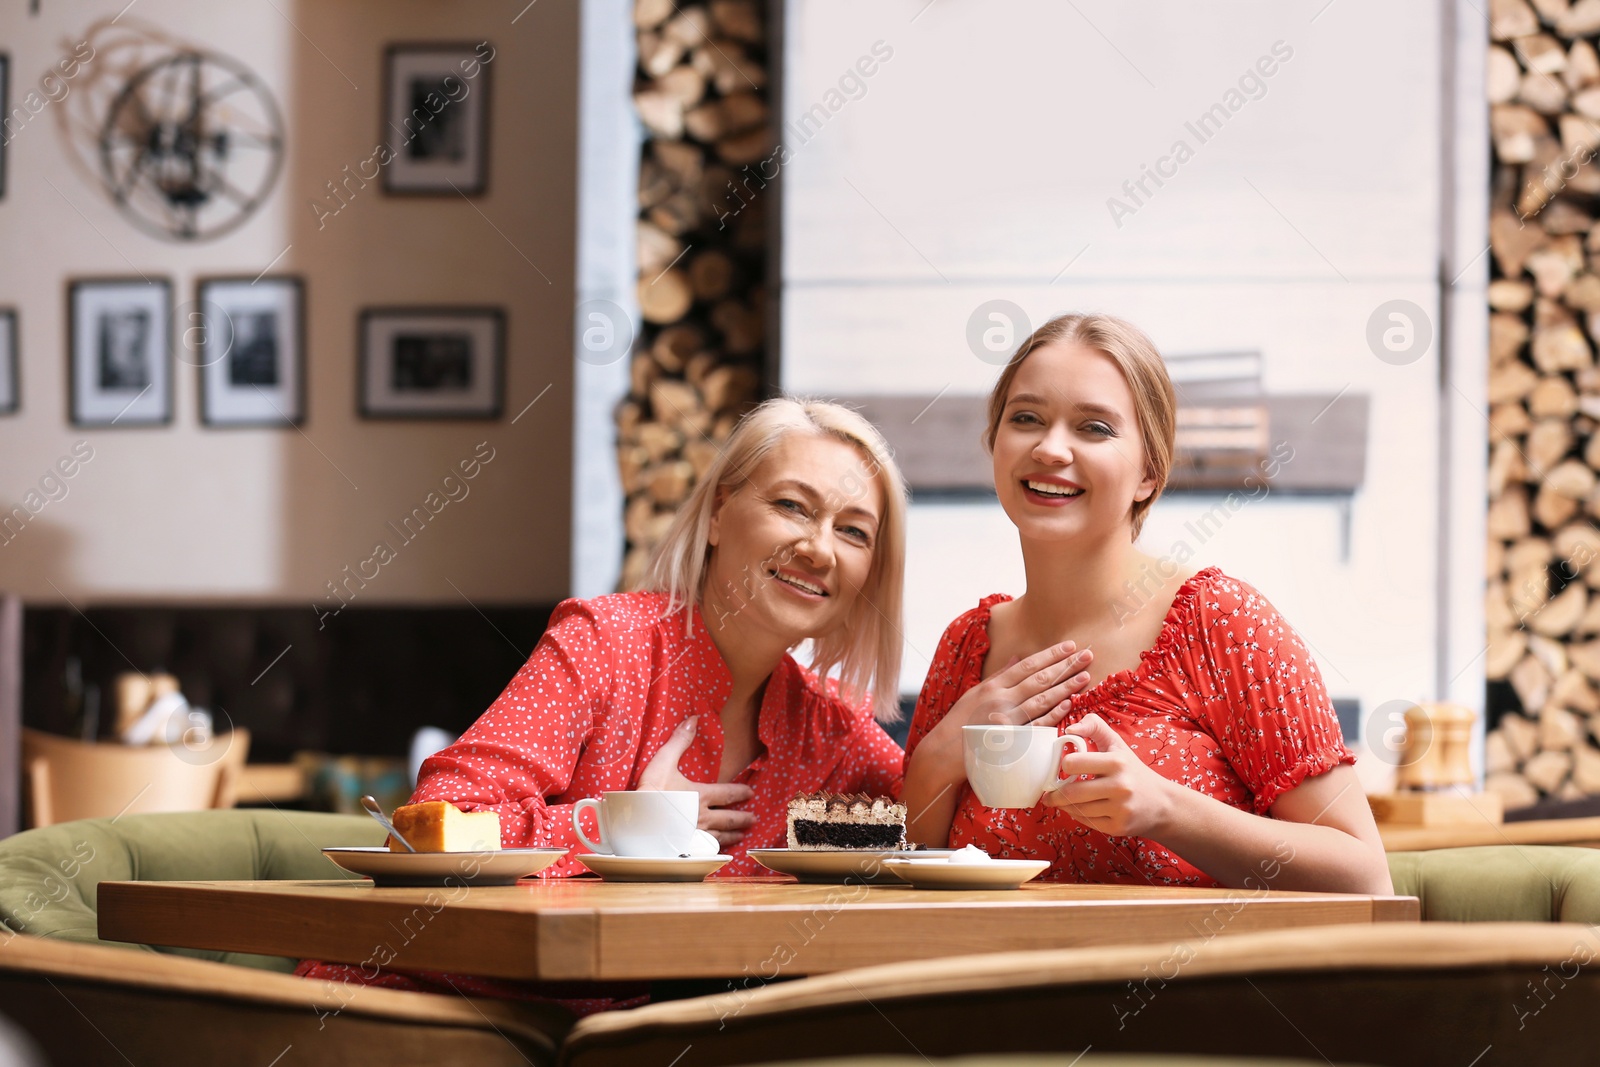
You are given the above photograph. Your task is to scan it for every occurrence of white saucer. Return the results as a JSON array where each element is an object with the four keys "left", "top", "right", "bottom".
[
  {"left": 880, "top": 856, "right": 1050, "bottom": 890},
  {"left": 576, "top": 853, "right": 731, "bottom": 882},
  {"left": 321, "top": 846, "right": 567, "bottom": 887},
  {"left": 748, "top": 848, "right": 954, "bottom": 885}
]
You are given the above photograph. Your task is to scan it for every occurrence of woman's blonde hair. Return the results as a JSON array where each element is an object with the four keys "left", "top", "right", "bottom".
[
  {"left": 640, "top": 397, "right": 908, "bottom": 721},
  {"left": 983, "top": 312, "right": 1177, "bottom": 538}
]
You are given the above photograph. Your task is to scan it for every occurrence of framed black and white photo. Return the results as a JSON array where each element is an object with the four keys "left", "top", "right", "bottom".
[
  {"left": 0, "top": 309, "right": 16, "bottom": 415},
  {"left": 196, "top": 276, "right": 304, "bottom": 427},
  {"left": 382, "top": 43, "right": 492, "bottom": 195},
  {"left": 359, "top": 307, "right": 503, "bottom": 419},
  {"left": 69, "top": 278, "right": 172, "bottom": 427}
]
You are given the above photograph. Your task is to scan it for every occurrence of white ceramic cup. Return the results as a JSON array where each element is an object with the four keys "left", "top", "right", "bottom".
[
  {"left": 572, "top": 790, "right": 717, "bottom": 857},
  {"left": 962, "top": 724, "right": 1089, "bottom": 808}
]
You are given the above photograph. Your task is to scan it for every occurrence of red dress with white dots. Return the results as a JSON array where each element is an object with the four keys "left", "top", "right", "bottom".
[
  {"left": 297, "top": 591, "right": 904, "bottom": 1015},
  {"left": 904, "top": 567, "right": 1353, "bottom": 888},
  {"left": 412, "top": 590, "right": 904, "bottom": 875}
]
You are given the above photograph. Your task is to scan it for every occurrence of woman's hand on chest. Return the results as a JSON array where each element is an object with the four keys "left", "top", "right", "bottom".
[
  {"left": 915, "top": 638, "right": 1096, "bottom": 792},
  {"left": 638, "top": 716, "right": 758, "bottom": 849}
]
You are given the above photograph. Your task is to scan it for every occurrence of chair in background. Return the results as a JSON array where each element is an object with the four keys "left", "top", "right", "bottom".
[
  {"left": 731, "top": 1059, "right": 1367, "bottom": 1067},
  {"left": 0, "top": 935, "right": 570, "bottom": 1067},
  {"left": 20, "top": 727, "right": 250, "bottom": 829},
  {"left": 559, "top": 923, "right": 1600, "bottom": 1067},
  {"left": 0, "top": 808, "right": 571, "bottom": 1065}
]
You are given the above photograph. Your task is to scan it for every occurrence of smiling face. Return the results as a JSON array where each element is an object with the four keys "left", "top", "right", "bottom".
[
  {"left": 991, "top": 341, "right": 1158, "bottom": 544},
  {"left": 704, "top": 432, "right": 884, "bottom": 649}
]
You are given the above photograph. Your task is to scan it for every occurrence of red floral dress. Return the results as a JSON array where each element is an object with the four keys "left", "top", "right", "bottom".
[
  {"left": 904, "top": 567, "right": 1353, "bottom": 888},
  {"left": 298, "top": 590, "right": 905, "bottom": 1015}
]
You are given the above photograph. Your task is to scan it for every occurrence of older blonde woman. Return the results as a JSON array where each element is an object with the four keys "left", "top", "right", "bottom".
[
  {"left": 410, "top": 396, "right": 908, "bottom": 873},
  {"left": 298, "top": 397, "right": 913, "bottom": 1014}
]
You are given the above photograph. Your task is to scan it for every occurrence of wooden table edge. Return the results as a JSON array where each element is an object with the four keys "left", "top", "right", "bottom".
[
  {"left": 1369, "top": 895, "right": 1421, "bottom": 922},
  {"left": 97, "top": 879, "right": 587, "bottom": 980},
  {"left": 1380, "top": 816, "right": 1600, "bottom": 852},
  {"left": 95, "top": 879, "right": 1422, "bottom": 982}
]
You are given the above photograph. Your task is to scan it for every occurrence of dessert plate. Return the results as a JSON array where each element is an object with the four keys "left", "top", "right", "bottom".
[
  {"left": 576, "top": 853, "right": 731, "bottom": 882},
  {"left": 748, "top": 848, "right": 955, "bottom": 885},
  {"left": 880, "top": 856, "right": 1050, "bottom": 891},
  {"left": 321, "top": 846, "right": 566, "bottom": 887}
]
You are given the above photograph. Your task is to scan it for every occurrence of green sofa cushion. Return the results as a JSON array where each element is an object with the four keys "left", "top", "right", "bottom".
[
  {"left": 1388, "top": 844, "right": 1600, "bottom": 922},
  {"left": 0, "top": 809, "right": 382, "bottom": 972}
]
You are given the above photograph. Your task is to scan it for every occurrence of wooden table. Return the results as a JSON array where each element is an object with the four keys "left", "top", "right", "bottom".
[
  {"left": 98, "top": 876, "right": 1418, "bottom": 982},
  {"left": 1380, "top": 815, "right": 1600, "bottom": 852}
]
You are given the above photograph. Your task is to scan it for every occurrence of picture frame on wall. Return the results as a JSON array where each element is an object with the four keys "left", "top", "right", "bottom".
[
  {"left": 0, "top": 309, "right": 16, "bottom": 415},
  {"left": 359, "top": 307, "right": 503, "bottom": 419},
  {"left": 381, "top": 43, "right": 492, "bottom": 195},
  {"left": 69, "top": 278, "right": 172, "bottom": 427},
  {"left": 196, "top": 276, "right": 304, "bottom": 427}
]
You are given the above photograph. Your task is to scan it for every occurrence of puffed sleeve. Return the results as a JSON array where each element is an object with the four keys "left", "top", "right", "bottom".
[
  {"left": 410, "top": 598, "right": 610, "bottom": 850},
  {"left": 1185, "top": 577, "right": 1354, "bottom": 815}
]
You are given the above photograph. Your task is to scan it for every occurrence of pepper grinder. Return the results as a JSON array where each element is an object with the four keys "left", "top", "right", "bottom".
[{"left": 1394, "top": 702, "right": 1476, "bottom": 791}]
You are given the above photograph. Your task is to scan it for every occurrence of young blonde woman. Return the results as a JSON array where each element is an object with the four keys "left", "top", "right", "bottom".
[
  {"left": 298, "top": 396, "right": 910, "bottom": 1013},
  {"left": 901, "top": 313, "right": 1391, "bottom": 894}
]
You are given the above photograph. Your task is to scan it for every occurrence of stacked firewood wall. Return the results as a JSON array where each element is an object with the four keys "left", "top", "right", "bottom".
[
  {"left": 1484, "top": 0, "right": 1600, "bottom": 807},
  {"left": 620, "top": 0, "right": 770, "bottom": 589}
]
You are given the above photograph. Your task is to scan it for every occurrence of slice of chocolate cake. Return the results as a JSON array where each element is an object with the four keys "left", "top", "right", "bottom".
[{"left": 786, "top": 792, "right": 908, "bottom": 851}]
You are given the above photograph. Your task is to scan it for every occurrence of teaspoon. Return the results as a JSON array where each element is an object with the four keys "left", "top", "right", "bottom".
[{"left": 360, "top": 794, "right": 417, "bottom": 853}]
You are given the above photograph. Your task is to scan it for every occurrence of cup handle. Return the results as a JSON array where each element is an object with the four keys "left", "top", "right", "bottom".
[
  {"left": 572, "top": 798, "right": 611, "bottom": 854},
  {"left": 1048, "top": 733, "right": 1090, "bottom": 792}
]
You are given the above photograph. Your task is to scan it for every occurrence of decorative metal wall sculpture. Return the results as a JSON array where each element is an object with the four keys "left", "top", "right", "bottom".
[{"left": 98, "top": 49, "right": 283, "bottom": 241}]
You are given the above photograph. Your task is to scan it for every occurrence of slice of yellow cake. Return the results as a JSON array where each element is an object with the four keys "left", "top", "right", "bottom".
[{"left": 387, "top": 801, "right": 501, "bottom": 853}]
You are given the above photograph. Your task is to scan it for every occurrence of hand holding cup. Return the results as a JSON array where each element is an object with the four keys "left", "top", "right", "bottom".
[{"left": 1041, "top": 712, "right": 1176, "bottom": 838}]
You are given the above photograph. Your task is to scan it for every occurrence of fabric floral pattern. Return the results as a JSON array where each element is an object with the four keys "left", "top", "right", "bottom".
[{"left": 904, "top": 567, "right": 1353, "bottom": 888}]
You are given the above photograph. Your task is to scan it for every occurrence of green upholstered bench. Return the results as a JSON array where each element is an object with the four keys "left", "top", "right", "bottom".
[
  {"left": 8, "top": 815, "right": 1598, "bottom": 950},
  {"left": 0, "top": 808, "right": 382, "bottom": 970},
  {"left": 1387, "top": 845, "right": 1600, "bottom": 922}
]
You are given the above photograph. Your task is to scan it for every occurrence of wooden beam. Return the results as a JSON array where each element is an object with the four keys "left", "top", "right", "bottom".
[{"left": 838, "top": 392, "right": 1370, "bottom": 495}]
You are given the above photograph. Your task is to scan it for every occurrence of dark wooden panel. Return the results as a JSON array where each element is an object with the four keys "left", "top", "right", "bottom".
[{"left": 21, "top": 604, "right": 557, "bottom": 763}]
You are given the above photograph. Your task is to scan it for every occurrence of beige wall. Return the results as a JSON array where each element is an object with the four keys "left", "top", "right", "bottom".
[
  {"left": 781, "top": 0, "right": 1459, "bottom": 724},
  {"left": 0, "top": 0, "right": 577, "bottom": 607}
]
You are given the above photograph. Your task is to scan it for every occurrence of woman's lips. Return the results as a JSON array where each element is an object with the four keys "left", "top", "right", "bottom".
[
  {"left": 770, "top": 568, "right": 829, "bottom": 598},
  {"left": 1020, "top": 479, "right": 1084, "bottom": 507}
]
